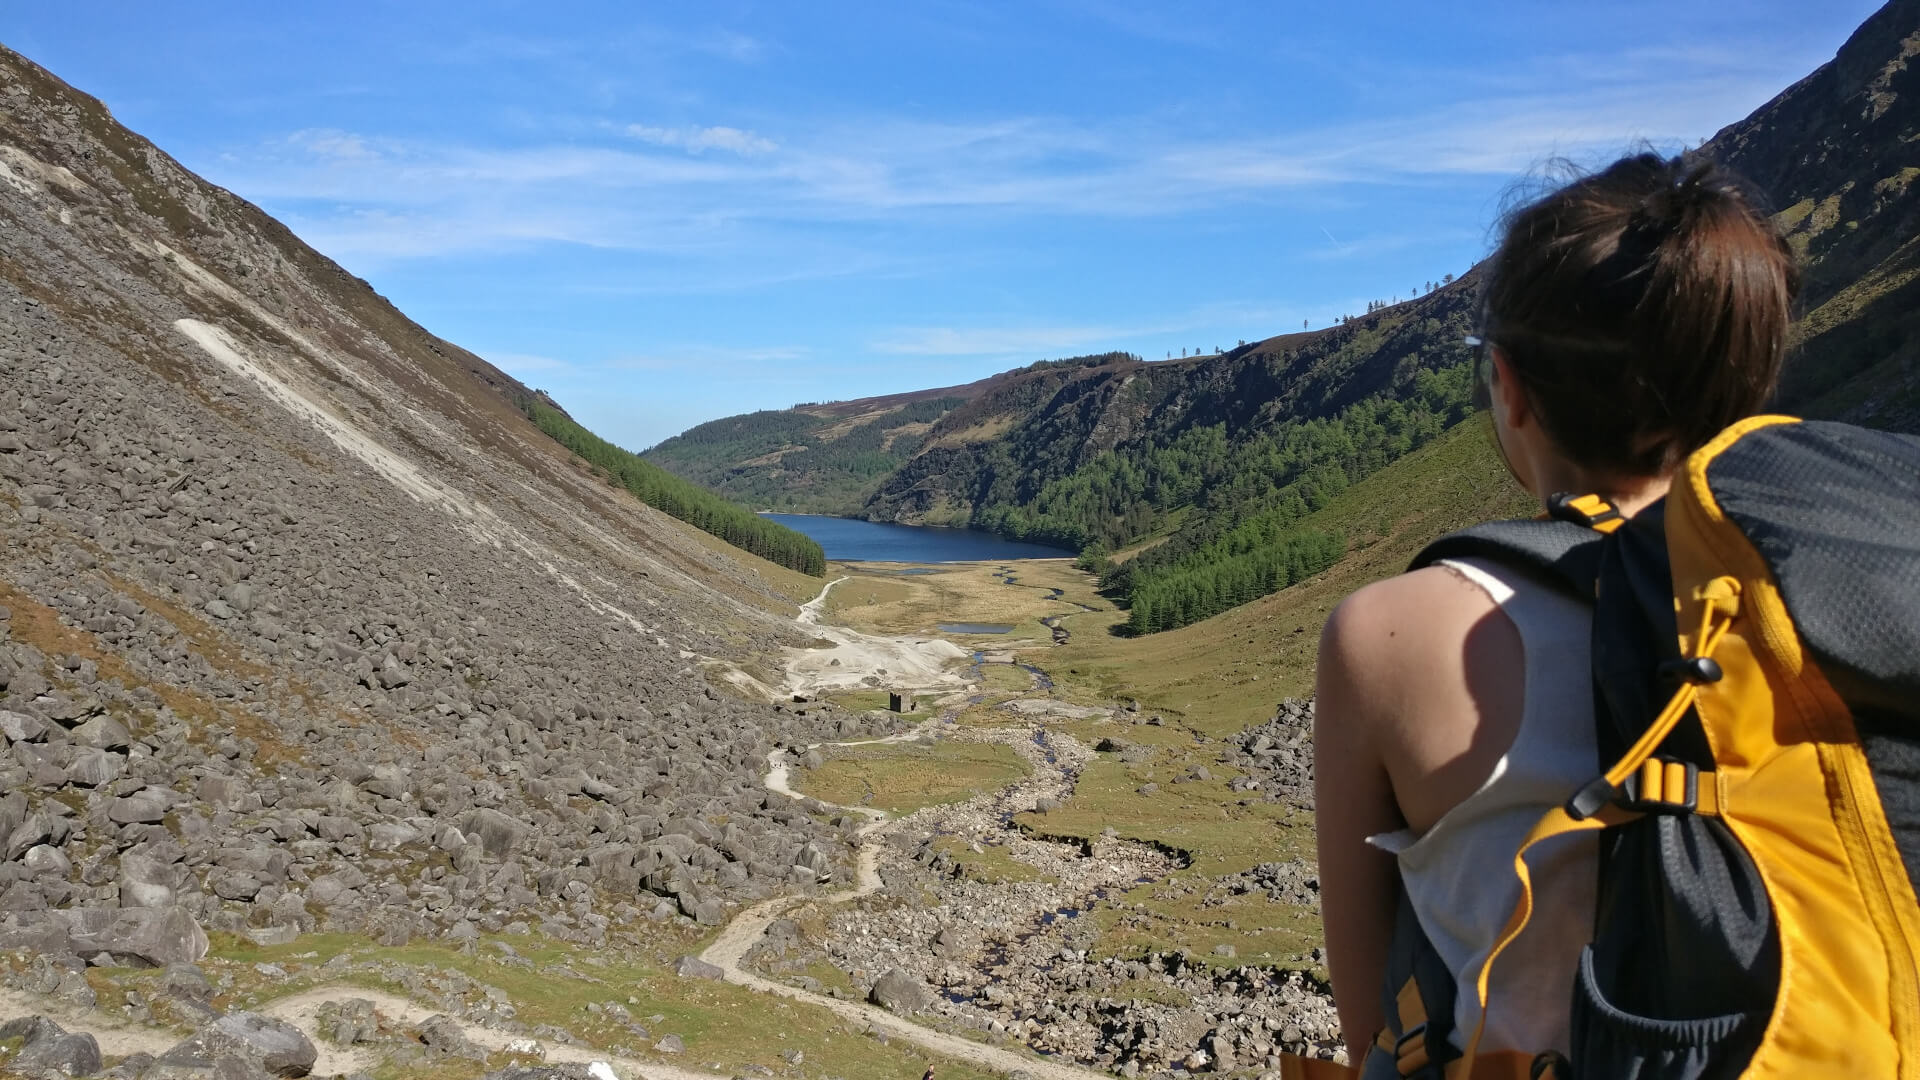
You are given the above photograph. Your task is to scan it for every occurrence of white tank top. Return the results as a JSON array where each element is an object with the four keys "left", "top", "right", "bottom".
[{"left": 1367, "top": 556, "right": 1599, "bottom": 1055}]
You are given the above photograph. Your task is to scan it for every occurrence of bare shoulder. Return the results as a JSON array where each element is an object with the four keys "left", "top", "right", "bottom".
[
  {"left": 1320, "top": 565, "right": 1500, "bottom": 673},
  {"left": 1318, "top": 562, "right": 1528, "bottom": 833}
]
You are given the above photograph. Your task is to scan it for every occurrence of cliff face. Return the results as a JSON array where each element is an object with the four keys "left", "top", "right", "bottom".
[
  {"left": 1705, "top": 0, "right": 1920, "bottom": 428},
  {"left": 0, "top": 43, "right": 887, "bottom": 957}
]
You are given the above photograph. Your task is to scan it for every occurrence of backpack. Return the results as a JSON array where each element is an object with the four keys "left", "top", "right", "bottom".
[{"left": 1285, "top": 415, "right": 1920, "bottom": 1080}]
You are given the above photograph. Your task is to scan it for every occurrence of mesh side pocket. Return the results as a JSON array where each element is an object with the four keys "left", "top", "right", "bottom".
[{"left": 1569, "top": 945, "right": 1759, "bottom": 1080}]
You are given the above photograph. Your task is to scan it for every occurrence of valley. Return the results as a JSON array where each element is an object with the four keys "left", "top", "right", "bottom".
[{"left": 2, "top": 3, "right": 1918, "bottom": 1080}]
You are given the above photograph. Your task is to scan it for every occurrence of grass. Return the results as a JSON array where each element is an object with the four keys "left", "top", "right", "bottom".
[
  {"left": 794, "top": 740, "right": 1031, "bottom": 814},
  {"left": 821, "top": 559, "right": 1104, "bottom": 645},
  {"left": 1024, "top": 419, "right": 1533, "bottom": 737},
  {"left": 928, "top": 836, "right": 1058, "bottom": 885},
  {"left": 172, "top": 932, "right": 1005, "bottom": 1080}
]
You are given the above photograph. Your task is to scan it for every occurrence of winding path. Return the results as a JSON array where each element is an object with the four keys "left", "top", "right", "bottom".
[
  {"left": 697, "top": 734, "right": 1110, "bottom": 1080},
  {"left": 0, "top": 578, "right": 1105, "bottom": 1080}
]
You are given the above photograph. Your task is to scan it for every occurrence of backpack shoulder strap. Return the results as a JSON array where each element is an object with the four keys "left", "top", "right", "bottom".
[{"left": 1408, "top": 505, "right": 1608, "bottom": 604}]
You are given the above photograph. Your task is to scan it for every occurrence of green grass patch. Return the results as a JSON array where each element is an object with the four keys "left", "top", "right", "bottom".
[
  {"left": 192, "top": 932, "right": 1004, "bottom": 1080},
  {"left": 928, "top": 836, "right": 1058, "bottom": 885},
  {"left": 795, "top": 740, "right": 1030, "bottom": 814}
]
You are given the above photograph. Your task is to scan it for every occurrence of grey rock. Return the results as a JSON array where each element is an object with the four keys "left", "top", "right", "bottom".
[
  {"left": 868, "top": 967, "right": 932, "bottom": 1015},
  {"left": 69, "top": 715, "right": 130, "bottom": 751},
  {"left": 22, "top": 844, "right": 71, "bottom": 879},
  {"left": 6, "top": 813, "right": 53, "bottom": 859},
  {"left": 0, "top": 709, "right": 47, "bottom": 742},
  {"left": 12, "top": 1028, "right": 103, "bottom": 1078},
  {"left": 108, "top": 791, "right": 168, "bottom": 825},
  {"left": 65, "top": 749, "right": 125, "bottom": 788},
  {"left": 654, "top": 1033, "right": 685, "bottom": 1054},
  {"left": 416, "top": 1014, "right": 485, "bottom": 1061},
  {"left": 156, "top": 1011, "right": 317, "bottom": 1077},
  {"left": 460, "top": 808, "right": 527, "bottom": 858},
  {"left": 60, "top": 905, "right": 209, "bottom": 967},
  {"left": 673, "top": 954, "right": 723, "bottom": 980}
]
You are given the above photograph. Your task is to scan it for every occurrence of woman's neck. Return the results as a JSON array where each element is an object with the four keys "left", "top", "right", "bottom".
[{"left": 1527, "top": 460, "right": 1672, "bottom": 519}]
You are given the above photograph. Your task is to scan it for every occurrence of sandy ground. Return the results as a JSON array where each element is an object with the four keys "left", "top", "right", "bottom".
[{"left": 784, "top": 577, "right": 972, "bottom": 696}]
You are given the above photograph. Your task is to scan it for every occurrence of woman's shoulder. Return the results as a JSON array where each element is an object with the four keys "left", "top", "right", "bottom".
[
  {"left": 1319, "top": 564, "right": 1529, "bottom": 833},
  {"left": 1321, "top": 565, "right": 1502, "bottom": 675}
]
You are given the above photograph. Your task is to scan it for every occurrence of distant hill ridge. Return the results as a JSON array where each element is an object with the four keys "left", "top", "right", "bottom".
[{"left": 648, "top": 0, "right": 1920, "bottom": 633}]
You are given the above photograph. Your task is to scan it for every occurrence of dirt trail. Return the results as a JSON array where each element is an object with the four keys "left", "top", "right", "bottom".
[
  {"left": 785, "top": 577, "right": 973, "bottom": 697},
  {"left": 698, "top": 732, "right": 1111, "bottom": 1080},
  {"left": 0, "top": 982, "right": 726, "bottom": 1080}
]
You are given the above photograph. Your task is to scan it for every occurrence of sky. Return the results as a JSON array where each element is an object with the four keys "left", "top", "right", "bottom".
[{"left": 1, "top": 2, "right": 1887, "bottom": 449}]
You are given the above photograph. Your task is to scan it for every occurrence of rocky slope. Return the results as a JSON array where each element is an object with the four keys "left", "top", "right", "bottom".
[{"left": 0, "top": 39, "right": 899, "bottom": 1003}]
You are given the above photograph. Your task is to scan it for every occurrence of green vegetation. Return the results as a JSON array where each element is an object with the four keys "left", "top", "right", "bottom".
[
  {"left": 979, "top": 354, "right": 1478, "bottom": 633},
  {"left": 928, "top": 835, "right": 1058, "bottom": 884},
  {"left": 1028, "top": 418, "right": 1532, "bottom": 735},
  {"left": 796, "top": 740, "right": 1031, "bottom": 814},
  {"left": 523, "top": 399, "right": 826, "bottom": 575},
  {"left": 170, "top": 932, "right": 999, "bottom": 1080},
  {"left": 644, "top": 396, "right": 968, "bottom": 514}
]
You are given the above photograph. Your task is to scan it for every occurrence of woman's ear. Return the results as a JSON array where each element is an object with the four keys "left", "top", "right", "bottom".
[{"left": 1489, "top": 347, "right": 1532, "bottom": 432}]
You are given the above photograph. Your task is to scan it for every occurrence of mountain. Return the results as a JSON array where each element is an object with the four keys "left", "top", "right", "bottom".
[
  {"left": 640, "top": 362, "right": 1119, "bottom": 515},
  {"left": 649, "top": 0, "right": 1920, "bottom": 633},
  {"left": 0, "top": 38, "right": 889, "bottom": 988},
  {"left": 1708, "top": 0, "right": 1920, "bottom": 427}
]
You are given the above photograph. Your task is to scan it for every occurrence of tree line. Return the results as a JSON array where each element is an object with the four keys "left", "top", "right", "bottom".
[{"left": 523, "top": 400, "right": 827, "bottom": 576}]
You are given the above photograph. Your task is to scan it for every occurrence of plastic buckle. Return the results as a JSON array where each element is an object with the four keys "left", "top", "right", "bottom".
[
  {"left": 1618, "top": 757, "right": 1699, "bottom": 814},
  {"left": 1546, "top": 491, "right": 1622, "bottom": 529},
  {"left": 1393, "top": 1024, "right": 1431, "bottom": 1075}
]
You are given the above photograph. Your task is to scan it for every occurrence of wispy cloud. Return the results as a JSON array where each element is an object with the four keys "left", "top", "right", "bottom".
[
  {"left": 608, "top": 344, "right": 812, "bottom": 373},
  {"left": 624, "top": 124, "right": 777, "bottom": 155},
  {"left": 209, "top": 42, "right": 1800, "bottom": 271}
]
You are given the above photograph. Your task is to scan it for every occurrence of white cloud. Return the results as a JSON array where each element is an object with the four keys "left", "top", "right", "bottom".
[{"left": 624, "top": 124, "right": 777, "bottom": 155}]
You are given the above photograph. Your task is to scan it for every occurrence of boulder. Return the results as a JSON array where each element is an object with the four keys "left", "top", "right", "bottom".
[
  {"left": 66, "top": 749, "right": 125, "bottom": 788},
  {"left": 868, "top": 967, "right": 932, "bottom": 1015},
  {"left": 69, "top": 715, "right": 130, "bottom": 751},
  {"left": 0, "top": 709, "right": 47, "bottom": 742},
  {"left": 11, "top": 1027, "right": 102, "bottom": 1079},
  {"left": 60, "top": 905, "right": 208, "bottom": 967},
  {"left": 155, "top": 1012, "right": 317, "bottom": 1077},
  {"left": 460, "top": 808, "right": 527, "bottom": 858},
  {"left": 673, "top": 954, "right": 723, "bottom": 980}
]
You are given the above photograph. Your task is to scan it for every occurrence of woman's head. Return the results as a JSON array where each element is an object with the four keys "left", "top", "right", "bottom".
[{"left": 1480, "top": 152, "right": 1798, "bottom": 484}]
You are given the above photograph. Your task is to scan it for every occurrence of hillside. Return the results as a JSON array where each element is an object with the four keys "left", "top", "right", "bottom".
[
  {"left": 1706, "top": 0, "right": 1920, "bottom": 428},
  {"left": 0, "top": 34, "right": 915, "bottom": 1047},
  {"left": 650, "top": 0, "right": 1919, "bottom": 634},
  {"left": 641, "top": 359, "right": 1148, "bottom": 515}
]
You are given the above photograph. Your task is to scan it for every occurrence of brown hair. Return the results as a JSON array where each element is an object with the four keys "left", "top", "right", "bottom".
[{"left": 1481, "top": 152, "right": 1799, "bottom": 478}]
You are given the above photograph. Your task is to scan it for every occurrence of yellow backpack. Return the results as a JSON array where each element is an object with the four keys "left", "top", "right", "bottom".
[{"left": 1293, "top": 415, "right": 1920, "bottom": 1080}]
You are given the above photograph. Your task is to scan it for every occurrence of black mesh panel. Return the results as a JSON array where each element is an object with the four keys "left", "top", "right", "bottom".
[{"left": 1706, "top": 421, "right": 1920, "bottom": 888}]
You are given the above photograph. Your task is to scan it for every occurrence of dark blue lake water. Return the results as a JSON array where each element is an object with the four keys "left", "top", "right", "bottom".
[{"left": 760, "top": 514, "right": 1073, "bottom": 563}]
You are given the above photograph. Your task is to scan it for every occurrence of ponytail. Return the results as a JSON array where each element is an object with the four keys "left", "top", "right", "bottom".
[{"left": 1482, "top": 154, "right": 1799, "bottom": 477}]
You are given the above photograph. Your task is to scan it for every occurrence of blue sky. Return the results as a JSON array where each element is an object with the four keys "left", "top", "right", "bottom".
[{"left": 2, "top": 2, "right": 1885, "bottom": 448}]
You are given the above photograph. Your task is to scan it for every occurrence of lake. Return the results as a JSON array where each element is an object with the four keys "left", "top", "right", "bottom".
[{"left": 761, "top": 514, "right": 1073, "bottom": 563}]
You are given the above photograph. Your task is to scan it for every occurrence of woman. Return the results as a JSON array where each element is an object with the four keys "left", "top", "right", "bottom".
[{"left": 1312, "top": 153, "right": 1798, "bottom": 1067}]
